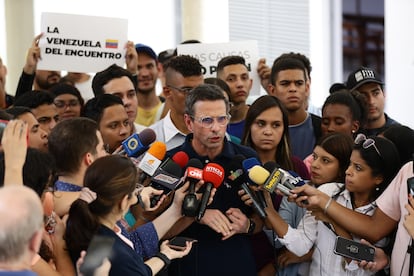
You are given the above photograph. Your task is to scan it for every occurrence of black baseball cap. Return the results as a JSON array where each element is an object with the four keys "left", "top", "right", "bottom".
[{"left": 346, "top": 67, "right": 383, "bottom": 91}]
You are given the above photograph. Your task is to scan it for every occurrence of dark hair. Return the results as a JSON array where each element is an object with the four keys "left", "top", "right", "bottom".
[
  {"left": 82, "top": 94, "right": 124, "bottom": 125},
  {"left": 381, "top": 125, "right": 414, "bottom": 167},
  {"left": 65, "top": 155, "right": 137, "bottom": 263},
  {"left": 48, "top": 117, "right": 99, "bottom": 175},
  {"left": 242, "top": 95, "right": 294, "bottom": 170},
  {"left": 217, "top": 55, "right": 248, "bottom": 76},
  {"left": 13, "top": 90, "right": 55, "bottom": 109},
  {"left": 274, "top": 52, "right": 312, "bottom": 79},
  {"left": 354, "top": 136, "right": 400, "bottom": 199},
  {"left": 270, "top": 57, "right": 307, "bottom": 85},
  {"left": 6, "top": 106, "right": 32, "bottom": 118},
  {"left": 49, "top": 83, "right": 85, "bottom": 107},
  {"left": 204, "top": 77, "right": 231, "bottom": 99},
  {"left": 165, "top": 55, "right": 203, "bottom": 80},
  {"left": 92, "top": 64, "right": 137, "bottom": 96},
  {"left": 184, "top": 84, "right": 228, "bottom": 116},
  {"left": 0, "top": 148, "right": 55, "bottom": 196},
  {"left": 322, "top": 90, "right": 368, "bottom": 129},
  {"left": 315, "top": 133, "right": 354, "bottom": 183}
]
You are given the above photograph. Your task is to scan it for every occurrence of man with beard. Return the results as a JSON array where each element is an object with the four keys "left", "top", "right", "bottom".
[
  {"left": 217, "top": 55, "right": 252, "bottom": 139},
  {"left": 15, "top": 34, "right": 61, "bottom": 99},
  {"left": 346, "top": 66, "right": 399, "bottom": 136},
  {"left": 134, "top": 43, "right": 165, "bottom": 126}
]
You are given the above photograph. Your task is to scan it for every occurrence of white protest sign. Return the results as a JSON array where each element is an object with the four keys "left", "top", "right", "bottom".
[
  {"left": 177, "top": 40, "right": 261, "bottom": 95},
  {"left": 38, "top": 12, "right": 128, "bottom": 73}
]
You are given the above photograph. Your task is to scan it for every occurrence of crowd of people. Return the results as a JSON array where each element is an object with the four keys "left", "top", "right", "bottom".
[{"left": 0, "top": 32, "right": 413, "bottom": 276}]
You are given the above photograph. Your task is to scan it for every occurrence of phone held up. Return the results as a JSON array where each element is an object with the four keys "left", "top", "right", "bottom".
[
  {"left": 334, "top": 236, "right": 375, "bottom": 262},
  {"left": 79, "top": 235, "right": 115, "bottom": 276}
]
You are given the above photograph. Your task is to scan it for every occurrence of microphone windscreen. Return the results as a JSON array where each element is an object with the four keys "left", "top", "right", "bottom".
[
  {"left": 172, "top": 151, "right": 189, "bottom": 168},
  {"left": 138, "top": 128, "right": 156, "bottom": 146},
  {"left": 162, "top": 160, "right": 182, "bottom": 176},
  {"left": 248, "top": 165, "right": 270, "bottom": 185},
  {"left": 242, "top": 157, "right": 261, "bottom": 171},
  {"left": 187, "top": 158, "right": 204, "bottom": 169},
  {"left": 226, "top": 155, "right": 247, "bottom": 185},
  {"left": 147, "top": 141, "right": 167, "bottom": 160},
  {"left": 203, "top": 163, "right": 225, "bottom": 188}
]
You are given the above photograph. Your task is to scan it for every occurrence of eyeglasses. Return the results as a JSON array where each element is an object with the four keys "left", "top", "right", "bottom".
[
  {"left": 54, "top": 99, "right": 80, "bottom": 108},
  {"left": 190, "top": 114, "right": 231, "bottom": 128},
  {"left": 167, "top": 85, "right": 194, "bottom": 94},
  {"left": 354, "top": 133, "right": 381, "bottom": 157}
]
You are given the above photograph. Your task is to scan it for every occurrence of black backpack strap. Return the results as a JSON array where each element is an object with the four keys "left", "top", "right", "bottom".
[{"left": 310, "top": 113, "right": 322, "bottom": 143}]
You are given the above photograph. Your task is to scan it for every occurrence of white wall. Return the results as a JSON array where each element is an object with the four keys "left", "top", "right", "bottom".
[{"left": 385, "top": 0, "right": 414, "bottom": 128}]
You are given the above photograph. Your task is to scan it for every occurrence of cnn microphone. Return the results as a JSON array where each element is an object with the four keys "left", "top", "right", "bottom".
[
  {"left": 230, "top": 155, "right": 266, "bottom": 218},
  {"left": 196, "top": 163, "right": 224, "bottom": 221},
  {"left": 182, "top": 159, "right": 204, "bottom": 217},
  {"left": 118, "top": 128, "right": 156, "bottom": 157},
  {"left": 138, "top": 141, "right": 167, "bottom": 184}
]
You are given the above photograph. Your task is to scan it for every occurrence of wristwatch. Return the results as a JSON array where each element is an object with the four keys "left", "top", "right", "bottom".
[
  {"left": 247, "top": 219, "right": 256, "bottom": 235},
  {"left": 155, "top": 252, "right": 171, "bottom": 268}
]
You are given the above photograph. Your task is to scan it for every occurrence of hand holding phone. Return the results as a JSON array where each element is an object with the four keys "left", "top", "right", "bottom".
[
  {"left": 167, "top": 236, "right": 197, "bottom": 251},
  {"left": 334, "top": 236, "right": 375, "bottom": 262},
  {"left": 79, "top": 235, "right": 114, "bottom": 276}
]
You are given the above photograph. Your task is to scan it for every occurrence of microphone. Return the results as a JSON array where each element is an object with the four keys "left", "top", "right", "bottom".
[
  {"left": 229, "top": 155, "right": 267, "bottom": 218},
  {"left": 138, "top": 141, "right": 167, "bottom": 180},
  {"left": 249, "top": 162, "right": 289, "bottom": 195},
  {"left": 149, "top": 151, "right": 188, "bottom": 207},
  {"left": 118, "top": 128, "right": 156, "bottom": 157},
  {"left": 241, "top": 157, "right": 267, "bottom": 209},
  {"left": 197, "top": 163, "right": 224, "bottom": 221},
  {"left": 182, "top": 159, "right": 204, "bottom": 217}
]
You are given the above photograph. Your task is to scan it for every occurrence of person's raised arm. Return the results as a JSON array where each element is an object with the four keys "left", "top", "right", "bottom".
[
  {"left": 292, "top": 184, "right": 397, "bottom": 243},
  {"left": 2, "top": 120, "right": 28, "bottom": 186}
]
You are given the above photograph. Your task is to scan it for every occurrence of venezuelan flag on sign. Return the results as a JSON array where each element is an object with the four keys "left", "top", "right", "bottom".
[{"left": 105, "top": 39, "right": 118, "bottom": 49}]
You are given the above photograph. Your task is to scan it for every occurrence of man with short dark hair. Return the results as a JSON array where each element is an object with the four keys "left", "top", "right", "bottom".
[
  {"left": 150, "top": 55, "right": 204, "bottom": 150},
  {"left": 346, "top": 66, "right": 399, "bottom": 136},
  {"left": 0, "top": 185, "right": 43, "bottom": 276},
  {"left": 48, "top": 117, "right": 108, "bottom": 215},
  {"left": 268, "top": 56, "right": 321, "bottom": 159},
  {"left": 92, "top": 64, "right": 145, "bottom": 133},
  {"left": 217, "top": 55, "right": 252, "bottom": 139},
  {"left": 167, "top": 84, "right": 257, "bottom": 276},
  {"left": 135, "top": 43, "right": 165, "bottom": 126},
  {"left": 83, "top": 94, "right": 131, "bottom": 153},
  {"left": 13, "top": 90, "right": 59, "bottom": 135}
]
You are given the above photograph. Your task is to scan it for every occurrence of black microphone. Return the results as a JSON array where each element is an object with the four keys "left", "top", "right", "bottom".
[
  {"left": 182, "top": 159, "right": 204, "bottom": 217},
  {"left": 197, "top": 163, "right": 225, "bottom": 221},
  {"left": 117, "top": 128, "right": 156, "bottom": 157},
  {"left": 231, "top": 155, "right": 267, "bottom": 218},
  {"left": 149, "top": 152, "right": 186, "bottom": 207}
]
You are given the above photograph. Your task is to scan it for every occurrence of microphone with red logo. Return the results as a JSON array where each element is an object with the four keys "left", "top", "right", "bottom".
[
  {"left": 196, "top": 163, "right": 224, "bottom": 221},
  {"left": 182, "top": 159, "right": 204, "bottom": 217}
]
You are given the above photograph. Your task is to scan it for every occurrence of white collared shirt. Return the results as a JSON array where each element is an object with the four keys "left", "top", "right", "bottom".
[{"left": 150, "top": 111, "right": 186, "bottom": 150}]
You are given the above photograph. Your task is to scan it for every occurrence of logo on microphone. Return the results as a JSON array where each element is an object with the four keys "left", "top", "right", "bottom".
[
  {"left": 264, "top": 170, "right": 282, "bottom": 191},
  {"left": 127, "top": 137, "right": 138, "bottom": 150},
  {"left": 228, "top": 169, "right": 243, "bottom": 181},
  {"left": 205, "top": 166, "right": 223, "bottom": 177}
]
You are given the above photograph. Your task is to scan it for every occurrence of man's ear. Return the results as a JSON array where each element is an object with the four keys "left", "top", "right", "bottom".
[
  {"left": 184, "top": 114, "right": 193, "bottom": 132},
  {"left": 163, "top": 86, "right": 172, "bottom": 98},
  {"left": 268, "top": 84, "right": 276, "bottom": 96},
  {"left": 84, "top": 152, "right": 94, "bottom": 166},
  {"left": 30, "top": 229, "right": 43, "bottom": 254}
]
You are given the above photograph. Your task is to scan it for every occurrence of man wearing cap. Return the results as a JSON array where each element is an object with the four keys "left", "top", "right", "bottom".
[
  {"left": 346, "top": 66, "right": 399, "bottom": 136},
  {"left": 135, "top": 43, "right": 166, "bottom": 126}
]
